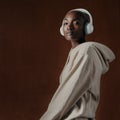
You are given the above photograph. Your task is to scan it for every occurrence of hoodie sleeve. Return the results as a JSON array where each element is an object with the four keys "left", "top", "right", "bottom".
[{"left": 40, "top": 47, "right": 97, "bottom": 120}]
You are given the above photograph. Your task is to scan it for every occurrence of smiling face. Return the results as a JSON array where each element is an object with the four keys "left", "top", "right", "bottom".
[{"left": 62, "top": 11, "right": 86, "bottom": 42}]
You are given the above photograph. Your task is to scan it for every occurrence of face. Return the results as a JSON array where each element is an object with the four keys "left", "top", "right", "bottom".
[{"left": 62, "top": 11, "right": 85, "bottom": 41}]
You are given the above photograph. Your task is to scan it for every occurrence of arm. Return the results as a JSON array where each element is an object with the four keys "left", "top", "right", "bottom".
[{"left": 40, "top": 48, "right": 95, "bottom": 120}]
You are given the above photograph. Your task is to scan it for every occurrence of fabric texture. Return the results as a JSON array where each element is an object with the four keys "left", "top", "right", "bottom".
[{"left": 40, "top": 41, "right": 115, "bottom": 120}]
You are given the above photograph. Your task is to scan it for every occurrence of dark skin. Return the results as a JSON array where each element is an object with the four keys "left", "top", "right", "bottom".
[{"left": 63, "top": 11, "right": 86, "bottom": 49}]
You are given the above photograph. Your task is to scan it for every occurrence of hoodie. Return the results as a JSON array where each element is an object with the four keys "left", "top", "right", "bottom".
[{"left": 40, "top": 41, "right": 115, "bottom": 120}]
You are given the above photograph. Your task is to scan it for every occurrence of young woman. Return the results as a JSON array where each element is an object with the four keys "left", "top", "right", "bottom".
[{"left": 39, "top": 8, "right": 115, "bottom": 120}]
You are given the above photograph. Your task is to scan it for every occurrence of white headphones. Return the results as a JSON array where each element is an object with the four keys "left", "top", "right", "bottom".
[{"left": 60, "top": 8, "right": 94, "bottom": 36}]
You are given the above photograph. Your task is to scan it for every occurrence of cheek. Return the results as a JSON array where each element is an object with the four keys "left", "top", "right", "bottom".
[
  {"left": 75, "top": 25, "right": 83, "bottom": 30},
  {"left": 63, "top": 26, "right": 67, "bottom": 35},
  {"left": 75, "top": 26, "right": 85, "bottom": 34},
  {"left": 63, "top": 26, "right": 66, "bottom": 31},
  {"left": 74, "top": 27, "right": 84, "bottom": 37}
]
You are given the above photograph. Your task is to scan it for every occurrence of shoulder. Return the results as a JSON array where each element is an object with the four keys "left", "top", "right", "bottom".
[
  {"left": 80, "top": 41, "right": 115, "bottom": 63},
  {"left": 69, "top": 41, "right": 97, "bottom": 59},
  {"left": 76, "top": 41, "right": 97, "bottom": 55},
  {"left": 68, "top": 42, "right": 97, "bottom": 64},
  {"left": 70, "top": 41, "right": 115, "bottom": 62},
  {"left": 78, "top": 41, "right": 112, "bottom": 55}
]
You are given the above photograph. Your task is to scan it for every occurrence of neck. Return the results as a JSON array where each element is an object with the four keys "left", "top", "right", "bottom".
[{"left": 71, "top": 38, "right": 86, "bottom": 49}]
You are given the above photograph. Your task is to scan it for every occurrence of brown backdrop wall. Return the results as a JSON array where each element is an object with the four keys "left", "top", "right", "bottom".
[{"left": 0, "top": 0, "right": 119, "bottom": 120}]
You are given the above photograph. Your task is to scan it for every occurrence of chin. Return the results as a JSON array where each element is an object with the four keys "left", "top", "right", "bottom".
[
  {"left": 65, "top": 36, "right": 75, "bottom": 41},
  {"left": 66, "top": 38, "right": 72, "bottom": 41},
  {"left": 66, "top": 38, "right": 78, "bottom": 42}
]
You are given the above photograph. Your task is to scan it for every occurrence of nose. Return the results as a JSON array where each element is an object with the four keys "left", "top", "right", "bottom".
[{"left": 67, "top": 23, "right": 74, "bottom": 30}]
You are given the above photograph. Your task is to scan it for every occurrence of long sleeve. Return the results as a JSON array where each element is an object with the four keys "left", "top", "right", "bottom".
[{"left": 40, "top": 48, "right": 95, "bottom": 120}]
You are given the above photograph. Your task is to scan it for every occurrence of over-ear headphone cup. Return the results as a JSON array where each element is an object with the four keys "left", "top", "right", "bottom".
[
  {"left": 85, "top": 23, "right": 94, "bottom": 35},
  {"left": 60, "top": 26, "right": 64, "bottom": 36}
]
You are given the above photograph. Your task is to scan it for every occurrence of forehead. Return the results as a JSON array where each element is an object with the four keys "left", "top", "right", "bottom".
[{"left": 64, "top": 11, "right": 83, "bottom": 21}]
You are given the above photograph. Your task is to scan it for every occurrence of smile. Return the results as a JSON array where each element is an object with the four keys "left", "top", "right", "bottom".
[{"left": 66, "top": 32, "right": 74, "bottom": 36}]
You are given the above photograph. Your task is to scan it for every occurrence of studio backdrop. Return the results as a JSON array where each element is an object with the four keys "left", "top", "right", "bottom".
[{"left": 0, "top": 0, "right": 119, "bottom": 120}]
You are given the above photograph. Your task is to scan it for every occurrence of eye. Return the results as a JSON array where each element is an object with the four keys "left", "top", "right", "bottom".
[
  {"left": 73, "top": 20, "right": 80, "bottom": 25},
  {"left": 63, "top": 22, "right": 68, "bottom": 26}
]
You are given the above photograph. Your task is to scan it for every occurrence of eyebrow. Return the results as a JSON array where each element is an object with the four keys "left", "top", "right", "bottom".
[
  {"left": 63, "top": 18, "right": 81, "bottom": 21},
  {"left": 63, "top": 18, "right": 68, "bottom": 21}
]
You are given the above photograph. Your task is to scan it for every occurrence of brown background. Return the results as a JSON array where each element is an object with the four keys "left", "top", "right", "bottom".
[{"left": 0, "top": 0, "right": 119, "bottom": 120}]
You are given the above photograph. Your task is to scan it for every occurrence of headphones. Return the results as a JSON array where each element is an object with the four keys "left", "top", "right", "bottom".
[{"left": 60, "top": 8, "right": 94, "bottom": 36}]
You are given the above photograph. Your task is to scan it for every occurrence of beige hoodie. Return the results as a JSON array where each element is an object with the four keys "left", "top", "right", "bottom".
[{"left": 40, "top": 42, "right": 115, "bottom": 120}]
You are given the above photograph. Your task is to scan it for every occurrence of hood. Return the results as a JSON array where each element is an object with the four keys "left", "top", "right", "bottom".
[{"left": 91, "top": 42, "right": 116, "bottom": 74}]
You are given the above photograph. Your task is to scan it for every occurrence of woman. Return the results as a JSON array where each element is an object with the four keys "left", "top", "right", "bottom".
[{"left": 39, "top": 8, "right": 115, "bottom": 120}]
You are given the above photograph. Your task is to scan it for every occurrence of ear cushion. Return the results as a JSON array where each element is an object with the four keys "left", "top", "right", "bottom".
[
  {"left": 60, "top": 26, "right": 64, "bottom": 36},
  {"left": 85, "top": 22, "right": 94, "bottom": 35}
]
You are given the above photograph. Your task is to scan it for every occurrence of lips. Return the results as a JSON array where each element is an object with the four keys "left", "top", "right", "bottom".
[{"left": 66, "top": 31, "right": 74, "bottom": 36}]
